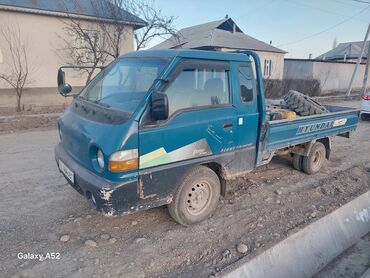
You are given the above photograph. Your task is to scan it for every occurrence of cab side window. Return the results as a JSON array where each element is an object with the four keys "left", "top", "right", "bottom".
[
  {"left": 165, "top": 60, "right": 230, "bottom": 116},
  {"left": 238, "top": 65, "right": 255, "bottom": 103}
]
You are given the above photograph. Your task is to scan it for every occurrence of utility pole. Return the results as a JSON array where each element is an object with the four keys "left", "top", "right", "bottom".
[
  {"left": 346, "top": 23, "right": 370, "bottom": 96},
  {"left": 362, "top": 41, "right": 370, "bottom": 95}
]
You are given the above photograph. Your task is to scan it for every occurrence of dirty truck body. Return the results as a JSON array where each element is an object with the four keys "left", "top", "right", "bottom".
[{"left": 55, "top": 49, "right": 359, "bottom": 224}]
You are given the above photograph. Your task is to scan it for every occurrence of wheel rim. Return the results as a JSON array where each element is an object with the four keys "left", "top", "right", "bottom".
[
  {"left": 312, "top": 149, "right": 323, "bottom": 171},
  {"left": 186, "top": 181, "right": 212, "bottom": 216}
]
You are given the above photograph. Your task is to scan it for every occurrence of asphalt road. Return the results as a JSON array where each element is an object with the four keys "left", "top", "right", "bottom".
[{"left": 1, "top": 100, "right": 369, "bottom": 278}]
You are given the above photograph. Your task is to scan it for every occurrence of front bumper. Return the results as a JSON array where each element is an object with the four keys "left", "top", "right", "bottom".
[{"left": 55, "top": 143, "right": 139, "bottom": 215}]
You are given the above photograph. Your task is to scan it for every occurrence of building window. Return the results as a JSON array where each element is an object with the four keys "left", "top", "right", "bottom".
[{"left": 264, "top": 59, "right": 272, "bottom": 77}]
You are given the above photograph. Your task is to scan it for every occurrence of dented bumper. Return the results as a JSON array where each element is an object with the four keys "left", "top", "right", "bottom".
[{"left": 55, "top": 143, "right": 139, "bottom": 215}]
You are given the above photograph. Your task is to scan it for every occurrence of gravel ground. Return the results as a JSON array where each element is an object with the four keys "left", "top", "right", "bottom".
[
  {"left": 0, "top": 115, "right": 59, "bottom": 133},
  {"left": 0, "top": 106, "right": 63, "bottom": 133},
  {"left": 0, "top": 100, "right": 369, "bottom": 278}
]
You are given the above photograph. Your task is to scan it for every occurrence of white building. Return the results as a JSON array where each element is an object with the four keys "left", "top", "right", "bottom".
[{"left": 152, "top": 18, "right": 287, "bottom": 80}]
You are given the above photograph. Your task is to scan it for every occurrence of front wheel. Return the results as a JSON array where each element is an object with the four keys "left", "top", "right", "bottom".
[
  {"left": 302, "top": 142, "right": 326, "bottom": 174},
  {"left": 168, "top": 166, "right": 220, "bottom": 226}
]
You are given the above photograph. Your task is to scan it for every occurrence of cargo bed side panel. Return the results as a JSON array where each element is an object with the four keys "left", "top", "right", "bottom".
[{"left": 265, "top": 109, "right": 359, "bottom": 151}]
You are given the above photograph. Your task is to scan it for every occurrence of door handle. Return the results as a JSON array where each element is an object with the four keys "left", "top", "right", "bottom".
[{"left": 222, "top": 122, "right": 233, "bottom": 128}]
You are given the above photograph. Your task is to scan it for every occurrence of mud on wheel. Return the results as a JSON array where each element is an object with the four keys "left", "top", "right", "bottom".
[
  {"left": 281, "top": 90, "right": 328, "bottom": 116},
  {"left": 168, "top": 166, "right": 220, "bottom": 226}
]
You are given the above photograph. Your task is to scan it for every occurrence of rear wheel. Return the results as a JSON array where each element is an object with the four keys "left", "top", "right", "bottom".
[
  {"left": 292, "top": 154, "right": 303, "bottom": 171},
  {"left": 361, "top": 114, "right": 368, "bottom": 121},
  {"left": 302, "top": 142, "right": 326, "bottom": 174},
  {"left": 168, "top": 166, "right": 220, "bottom": 226}
]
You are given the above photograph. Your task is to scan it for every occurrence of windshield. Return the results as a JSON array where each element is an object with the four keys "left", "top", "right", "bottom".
[{"left": 79, "top": 57, "right": 169, "bottom": 113}]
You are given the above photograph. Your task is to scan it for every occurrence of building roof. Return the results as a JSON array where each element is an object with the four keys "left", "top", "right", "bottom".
[
  {"left": 0, "top": 0, "right": 146, "bottom": 29},
  {"left": 152, "top": 18, "right": 286, "bottom": 54},
  {"left": 123, "top": 48, "right": 253, "bottom": 62},
  {"left": 316, "top": 41, "right": 369, "bottom": 61},
  {"left": 285, "top": 58, "right": 366, "bottom": 65}
]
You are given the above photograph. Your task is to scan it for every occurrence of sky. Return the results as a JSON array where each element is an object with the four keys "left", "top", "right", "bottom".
[{"left": 149, "top": 0, "right": 370, "bottom": 58}]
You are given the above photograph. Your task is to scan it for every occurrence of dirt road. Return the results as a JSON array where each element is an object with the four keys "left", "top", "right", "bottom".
[{"left": 1, "top": 100, "right": 369, "bottom": 278}]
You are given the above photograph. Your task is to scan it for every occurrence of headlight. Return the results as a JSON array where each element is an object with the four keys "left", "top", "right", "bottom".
[
  {"left": 109, "top": 149, "right": 138, "bottom": 172},
  {"left": 97, "top": 149, "right": 104, "bottom": 169}
]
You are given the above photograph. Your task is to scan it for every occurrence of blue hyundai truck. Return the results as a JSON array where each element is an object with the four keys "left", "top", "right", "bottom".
[{"left": 55, "top": 49, "right": 359, "bottom": 225}]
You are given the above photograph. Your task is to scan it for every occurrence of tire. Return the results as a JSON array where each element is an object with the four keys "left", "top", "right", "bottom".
[
  {"left": 168, "top": 166, "right": 220, "bottom": 226},
  {"left": 292, "top": 154, "right": 303, "bottom": 171},
  {"left": 361, "top": 114, "right": 368, "bottom": 121},
  {"left": 281, "top": 90, "right": 328, "bottom": 116},
  {"left": 302, "top": 142, "right": 326, "bottom": 174}
]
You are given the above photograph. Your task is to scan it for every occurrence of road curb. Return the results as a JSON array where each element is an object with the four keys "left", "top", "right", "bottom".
[{"left": 222, "top": 190, "right": 370, "bottom": 278}]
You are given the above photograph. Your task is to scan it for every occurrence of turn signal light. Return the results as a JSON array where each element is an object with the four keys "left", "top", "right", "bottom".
[
  {"left": 108, "top": 149, "right": 138, "bottom": 172},
  {"left": 362, "top": 95, "right": 370, "bottom": 101}
]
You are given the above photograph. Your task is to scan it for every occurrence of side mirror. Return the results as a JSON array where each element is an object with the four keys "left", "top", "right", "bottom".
[
  {"left": 57, "top": 68, "right": 65, "bottom": 87},
  {"left": 151, "top": 91, "right": 169, "bottom": 121},
  {"left": 59, "top": 84, "right": 72, "bottom": 96},
  {"left": 57, "top": 68, "right": 72, "bottom": 96}
]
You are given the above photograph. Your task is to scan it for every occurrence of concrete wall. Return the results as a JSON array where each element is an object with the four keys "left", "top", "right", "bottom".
[
  {"left": 284, "top": 59, "right": 367, "bottom": 93},
  {"left": 0, "top": 10, "right": 135, "bottom": 107},
  {"left": 0, "top": 87, "right": 80, "bottom": 109},
  {"left": 284, "top": 60, "right": 314, "bottom": 80},
  {"left": 220, "top": 48, "right": 285, "bottom": 80}
]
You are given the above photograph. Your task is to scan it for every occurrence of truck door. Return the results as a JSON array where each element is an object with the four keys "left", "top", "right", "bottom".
[
  {"left": 229, "top": 61, "right": 259, "bottom": 173},
  {"left": 137, "top": 59, "right": 237, "bottom": 198}
]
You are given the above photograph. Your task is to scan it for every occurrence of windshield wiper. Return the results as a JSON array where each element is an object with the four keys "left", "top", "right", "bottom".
[
  {"left": 76, "top": 95, "right": 87, "bottom": 100},
  {"left": 76, "top": 95, "right": 111, "bottom": 108},
  {"left": 92, "top": 99, "right": 111, "bottom": 108}
]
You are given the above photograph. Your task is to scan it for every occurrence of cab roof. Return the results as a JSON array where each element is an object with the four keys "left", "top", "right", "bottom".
[{"left": 122, "top": 49, "right": 251, "bottom": 62}]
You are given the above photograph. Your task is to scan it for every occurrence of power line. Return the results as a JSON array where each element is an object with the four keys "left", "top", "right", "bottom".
[
  {"left": 330, "top": 0, "right": 367, "bottom": 7},
  {"left": 277, "top": 5, "right": 370, "bottom": 47},
  {"left": 234, "top": 0, "right": 279, "bottom": 20},
  {"left": 350, "top": 0, "right": 370, "bottom": 4},
  {"left": 283, "top": 0, "right": 365, "bottom": 22}
]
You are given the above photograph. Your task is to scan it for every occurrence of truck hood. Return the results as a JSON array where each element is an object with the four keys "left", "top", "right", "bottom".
[{"left": 58, "top": 99, "right": 138, "bottom": 178}]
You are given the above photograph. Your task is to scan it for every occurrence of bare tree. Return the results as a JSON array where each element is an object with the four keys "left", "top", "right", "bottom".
[
  {"left": 59, "top": 0, "right": 178, "bottom": 82},
  {"left": 58, "top": 18, "right": 110, "bottom": 84},
  {"left": 92, "top": 0, "right": 178, "bottom": 53},
  {"left": 0, "top": 23, "right": 33, "bottom": 112},
  {"left": 90, "top": 0, "right": 131, "bottom": 59},
  {"left": 120, "top": 0, "right": 178, "bottom": 51}
]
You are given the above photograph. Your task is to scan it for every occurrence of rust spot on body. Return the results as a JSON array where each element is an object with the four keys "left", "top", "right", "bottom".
[
  {"left": 100, "top": 189, "right": 113, "bottom": 201},
  {"left": 138, "top": 178, "right": 157, "bottom": 199}
]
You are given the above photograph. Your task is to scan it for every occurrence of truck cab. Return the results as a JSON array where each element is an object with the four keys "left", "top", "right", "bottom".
[{"left": 55, "top": 49, "right": 359, "bottom": 225}]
